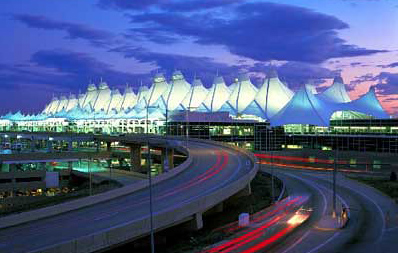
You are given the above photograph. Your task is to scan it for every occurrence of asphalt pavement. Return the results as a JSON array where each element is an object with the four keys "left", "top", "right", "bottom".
[{"left": 0, "top": 141, "right": 253, "bottom": 253}]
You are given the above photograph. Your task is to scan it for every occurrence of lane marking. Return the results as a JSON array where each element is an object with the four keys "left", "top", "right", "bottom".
[
  {"left": 280, "top": 230, "right": 311, "bottom": 253},
  {"left": 305, "top": 231, "right": 341, "bottom": 253}
]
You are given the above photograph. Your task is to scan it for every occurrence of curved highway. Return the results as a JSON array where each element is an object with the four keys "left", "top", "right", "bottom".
[
  {"left": 0, "top": 137, "right": 257, "bottom": 253},
  {"left": 261, "top": 166, "right": 398, "bottom": 253}
]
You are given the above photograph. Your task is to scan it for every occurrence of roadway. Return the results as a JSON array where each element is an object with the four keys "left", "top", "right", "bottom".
[
  {"left": 261, "top": 166, "right": 398, "bottom": 253},
  {"left": 0, "top": 139, "right": 256, "bottom": 253}
]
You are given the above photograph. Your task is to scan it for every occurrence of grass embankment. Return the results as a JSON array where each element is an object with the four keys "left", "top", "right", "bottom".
[
  {"left": 115, "top": 172, "right": 283, "bottom": 253},
  {"left": 349, "top": 175, "right": 398, "bottom": 202}
]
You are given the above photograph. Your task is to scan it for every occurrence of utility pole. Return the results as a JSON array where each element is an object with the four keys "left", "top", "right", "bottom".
[
  {"left": 146, "top": 101, "right": 155, "bottom": 253},
  {"left": 332, "top": 135, "right": 338, "bottom": 218}
]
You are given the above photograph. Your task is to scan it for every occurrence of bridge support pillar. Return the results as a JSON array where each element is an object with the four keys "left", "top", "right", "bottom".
[
  {"left": 47, "top": 140, "right": 53, "bottom": 152},
  {"left": 30, "top": 139, "right": 35, "bottom": 152},
  {"left": 160, "top": 147, "right": 174, "bottom": 173},
  {"left": 68, "top": 161, "right": 73, "bottom": 170},
  {"left": 106, "top": 142, "right": 111, "bottom": 152},
  {"left": 68, "top": 140, "right": 73, "bottom": 151},
  {"left": 129, "top": 144, "right": 142, "bottom": 172},
  {"left": 96, "top": 140, "right": 101, "bottom": 152},
  {"left": 189, "top": 212, "right": 203, "bottom": 231},
  {"left": 167, "top": 148, "right": 174, "bottom": 170}
]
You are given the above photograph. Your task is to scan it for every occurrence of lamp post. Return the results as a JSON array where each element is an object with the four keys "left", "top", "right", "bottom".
[
  {"left": 332, "top": 135, "right": 338, "bottom": 218},
  {"left": 145, "top": 101, "right": 159, "bottom": 253}
]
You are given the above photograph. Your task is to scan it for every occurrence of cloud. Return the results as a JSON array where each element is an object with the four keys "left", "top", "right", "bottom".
[
  {"left": 374, "top": 72, "right": 398, "bottom": 96},
  {"left": 377, "top": 62, "right": 398, "bottom": 68},
  {"left": 13, "top": 14, "right": 115, "bottom": 47},
  {"left": 250, "top": 61, "right": 337, "bottom": 90},
  {"left": 109, "top": 46, "right": 246, "bottom": 85},
  {"left": 30, "top": 49, "right": 149, "bottom": 89},
  {"left": 98, "top": 0, "right": 243, "bottom": 12},
  {"left": 127, "top": 2, "right": 387, "bottom": 63}
]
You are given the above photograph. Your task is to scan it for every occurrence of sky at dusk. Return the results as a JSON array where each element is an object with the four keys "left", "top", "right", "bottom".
[{"left": 1, "top": 0, "right": 397, "bottom": 116}]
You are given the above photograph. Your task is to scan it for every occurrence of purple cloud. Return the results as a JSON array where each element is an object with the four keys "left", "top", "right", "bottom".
[
  {"left": 109, "top": 46, "right": 246, "bottom": 85},
  {"left": 13, "top": 14, "right": 115, "bottom": 47},
  {"left": 98, "top": 0, "right": 243, "bottom": 12},
  {"left": 127, "top": 2, "right": 387, "bottom": 63},
  {"left": 377, "top": 62, "right": 398, "bottom": 68}
]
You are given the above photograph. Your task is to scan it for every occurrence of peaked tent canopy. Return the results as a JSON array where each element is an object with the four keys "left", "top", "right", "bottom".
[
  {"left": 180, "top": 78, "right": 209, "bottom": 110},
  {"left": 243, "top": 70, "right": 294, "bottom": 119},
  {"left": 226, "top": 73, "right": 258, "bottom": 114},
  {"left": 120, "top": 86, "right": 137, "bottom": 112},
  {"left": 341, "top": 86, "right": 389, "bottom": 119},
  {"left": 198, "top": 76, "right": 231, "bottom": 112},
  {"left": 271, "top": 84, "right": 338, "bottom": 127},
  {"left": 162, "top": 70, "right": 191, "bottom": 111},
  {"left": 318, "top": 76, "right": 351, "bottom": 103}
]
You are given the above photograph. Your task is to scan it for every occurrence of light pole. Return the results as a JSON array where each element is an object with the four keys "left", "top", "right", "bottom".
[
  {"left": 269, "top": 128, "right": 275, "bottom": 203},
  {"left": 145, "top": 101, "right": 158, "bottom": 253},
  {"left": 332, "top": 134, "right": 338, "bottom": 218},
  {"left": 88, "top": 158, "right": 92, "bottom": 196}
]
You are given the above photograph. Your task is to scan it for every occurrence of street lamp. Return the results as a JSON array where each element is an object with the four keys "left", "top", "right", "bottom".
[{"left": 145, "top": 100, "right": 159, "bottom": 253}]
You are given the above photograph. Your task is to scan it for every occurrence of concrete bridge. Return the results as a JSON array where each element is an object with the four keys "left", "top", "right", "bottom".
[{"left": 0, "top": 133, "right": 258, "bottom": 253}]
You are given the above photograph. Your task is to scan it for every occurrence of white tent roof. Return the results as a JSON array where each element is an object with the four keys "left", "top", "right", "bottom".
[
  {"left": 78, "top": 93, "right": 86, "bottom": 107},
  {"left": 226, "top": 73, "right": 258, "bottom": 114},
  {"left": 162, "top": 70, "right": 191, "bottom": 111},
  {"left": 318, "top": 76, "right": 351, "bottom": 103},
  {"left": 199, "top": 76, "right": 231, "bottom": 112},
  {"left": 134, "top": 85, "right": 150, "bottom": 112},
  {"left": 120, "top": 86, "right": 137, "bottom": 111},
  {"left": 44, "top": 97, "right": 59, "bottom": 114},
  {"left": 342, "top": 87, "right": 389, "bottom": 119},
  {"left": 56, "top": 96, "right": 69, "bottom": 113},
  {"left": 66, "top": 94, "right": 78, "bottom": 112},
  {"left": 147, "top": 73, "right": 168, "bottom": 106},
  {"left": 93, "top": 81, "right": 111, "bottom": 112},
  {"left": 271, "top": 84, "right": 337, "bottom": 126},
  {"left": 81, "top": 83, "right": 98, "bottom": 109},
  {"left": 180, "top": 78, "right": 209, "bottom": 110},
  {"left": 107, "top": 89, "right": 123, "bottom": 113},
  {"left": 244, "top": 70, "right": 294, "bottom": 119}
]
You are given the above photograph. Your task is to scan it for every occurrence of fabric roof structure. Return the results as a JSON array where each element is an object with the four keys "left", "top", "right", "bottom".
[
  {"left": 56, "top": 96, "right": 69, "bottom": 113},
  {"left": 270, "top": 84, "right": 338, "bottom": 127},
  {"left": 226, "top": 73, "right": 258, "bottom": 114},
  {"left": 16, "top": 70, "right": 388, "bottom": 125},
  {"left": 147, "top": 73, "right": 169, "bottom": 107},
  {"left": 180, "top": 78, "right": 209, "bottom": 110},
  {"left": 107, "top": 89, "right": 123, "bottom": 113},
  {"left": 66, "top": 94, "right": 78, "bottom": 112},
  {"left": 120, "top": 85, "right": 137, "bottom": 112},
  {"left": 162, "top": 71, "right": 191, "bottom": 111},
  {"left": 243, "top": 70, "right": 294, "bottom": 119},
  {"left": 93, "top": 81, "right": 111, "bottom": 112},
  {"left": 317, "top": 76, "right": 351, "bottom": 103},
  {"left": 197, "top": 76, "right": 231, "bottom": 112},
  {"left": 342, "top": 86, "right": 389, "bottom": 119},
  {"left": 133, "top": 85, "right": 150, "bottom": 112}
]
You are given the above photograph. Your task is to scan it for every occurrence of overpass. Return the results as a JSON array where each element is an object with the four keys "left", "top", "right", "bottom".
[{"left": 0, "top": 133, "right": 258, "bottom": 253}]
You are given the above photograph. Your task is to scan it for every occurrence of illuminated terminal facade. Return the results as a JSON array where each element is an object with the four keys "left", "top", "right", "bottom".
[{"left": 1, "top": 70, "right": 397, "bottom": 153}]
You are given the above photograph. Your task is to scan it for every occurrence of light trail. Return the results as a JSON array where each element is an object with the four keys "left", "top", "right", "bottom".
[{"left": 203, "top": 196, "right": 310, "bottom": 253}]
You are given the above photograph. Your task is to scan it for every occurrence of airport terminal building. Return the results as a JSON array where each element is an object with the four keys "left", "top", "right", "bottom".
[{"left": 1, "top": 70, "right": 397, "bottom": 153}]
